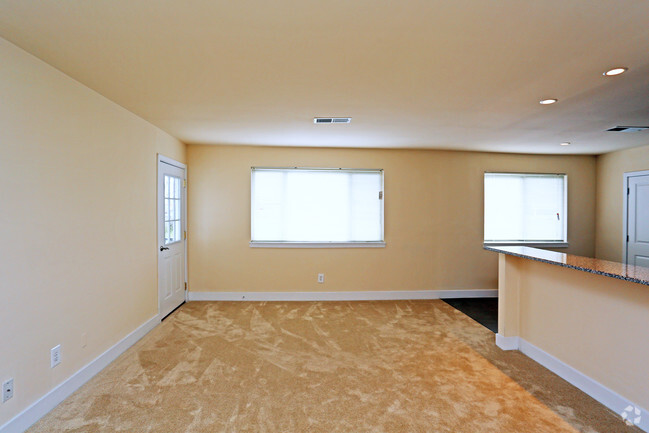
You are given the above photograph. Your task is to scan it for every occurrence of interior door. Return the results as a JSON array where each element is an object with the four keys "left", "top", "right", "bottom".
[
  {"left": 158, "top": 157, "right": 186, "bottom": 319},
  {"left": 627, "top": 173, "right": 649, "bottom": 268}
]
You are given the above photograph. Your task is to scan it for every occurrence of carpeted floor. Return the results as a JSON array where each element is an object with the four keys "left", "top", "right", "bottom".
[{"left": 28, "top": 300, "right": 639, "bottom": 432}]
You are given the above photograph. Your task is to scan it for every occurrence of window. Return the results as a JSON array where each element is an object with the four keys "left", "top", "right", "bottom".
[
  {"left": 164, "top": 174, "right": 182, "bottom": 244},
  {"left": 251, "top": 167, "right": 384, "bottom": 247},
  {"left": 484, "top": 173, "right": 567, "bottom": 245}
]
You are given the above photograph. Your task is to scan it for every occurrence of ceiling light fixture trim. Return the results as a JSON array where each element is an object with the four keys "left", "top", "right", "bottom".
[{"left": 603, "top": 67, "right": 628, "bottom": 76}]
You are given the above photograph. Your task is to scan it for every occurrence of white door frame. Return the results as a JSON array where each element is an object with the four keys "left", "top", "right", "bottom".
[
  {"left": 623, "top": 169, "right": 649, "bottom": 265},
  {"left": 157, "top": 154, "right": 188, "bottom": 318}
]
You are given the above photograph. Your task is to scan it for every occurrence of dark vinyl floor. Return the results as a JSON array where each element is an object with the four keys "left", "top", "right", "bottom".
[{"left": 442, "top": 298, "right": 498, "bottom": 333}]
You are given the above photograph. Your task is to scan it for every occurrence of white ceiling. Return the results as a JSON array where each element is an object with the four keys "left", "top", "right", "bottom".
[{"left": 1, "top": 0, "right": 648, "bottom": 154}]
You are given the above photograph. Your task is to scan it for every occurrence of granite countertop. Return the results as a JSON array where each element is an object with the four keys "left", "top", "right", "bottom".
[{"left": 484, "top": 245, "right": 649, "bottom": 287}]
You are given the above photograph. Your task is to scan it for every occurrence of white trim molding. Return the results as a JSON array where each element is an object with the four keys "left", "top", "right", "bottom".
[
  {"left": 249, "top": 241, "right": 386, "bottom": 248},
  {"left": 157, "top": 153, "right": 187, "bottom": 169},
  {"left": 495, "top": 333, "right": 520, "bottom": 351},
  {"left": 0, "top": 316, "right": 159, "bottom": 433},
  {"left": 484, "top": 242, "right": 569, "bottom": 248},
  {"left": 495, "top": 335, "right": 649, "bottom": 432},
  {"left": 188, "top": 289, "right": 498, "bottom": 302},
  {"left": 623, "top": 169, "right": 649, "bottom": 265}
]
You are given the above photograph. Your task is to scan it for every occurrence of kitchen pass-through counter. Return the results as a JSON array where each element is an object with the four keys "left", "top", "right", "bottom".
[{"left": 485, "top": 245, "right": 649, "bottom": 286}]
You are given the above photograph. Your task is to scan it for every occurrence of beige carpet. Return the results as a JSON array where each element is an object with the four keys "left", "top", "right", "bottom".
[{"left": 28, "top": 300, "right": 639, "bottom": 432}]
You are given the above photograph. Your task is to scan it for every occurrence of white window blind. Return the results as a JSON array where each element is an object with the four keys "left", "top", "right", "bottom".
[
  {"left": 484, "top": 173, "right": 567, "bottom": 243},
  {"left": 251, "top": 168, "right": 383, "bottom": 244}
]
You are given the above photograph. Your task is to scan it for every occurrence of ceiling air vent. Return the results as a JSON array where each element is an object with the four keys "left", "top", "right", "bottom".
[
  {"left": 314, "top": 117, "right": 352, "bottom": 124},
  {"left": 606, "top": 126, "right": 649, "bottom": 133}
]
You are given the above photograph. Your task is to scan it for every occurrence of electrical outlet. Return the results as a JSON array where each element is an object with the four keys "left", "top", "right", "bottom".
[
  {"left": 2, "top": 378, "right": 14, "bottom": 403},
  {"left": 317, "top": 273, "right": 325, "bottom": 283},
  {"left": 51, "top": 344, "right": 62, "bottom": 368}
]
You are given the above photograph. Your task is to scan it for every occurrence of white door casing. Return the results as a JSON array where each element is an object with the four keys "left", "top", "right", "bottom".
[
  {"left": 625, "top": 171, "right": 649, "bottom": 267},
  {"left": 158, "top": 155, "right": 187, "bottom": 319}
]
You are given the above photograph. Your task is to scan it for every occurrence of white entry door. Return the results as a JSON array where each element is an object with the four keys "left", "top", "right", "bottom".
[
  {"left": 158, "top": 156, "right": 186, "bottom": 319},
  {"left": 626, "top": 172, "right": 649, "bottom": 268}
]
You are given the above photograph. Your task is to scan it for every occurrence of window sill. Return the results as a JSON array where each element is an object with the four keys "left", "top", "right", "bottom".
[
  {"left": 484, "top": 242, "right": 569, "bottom": 248},
  {"left": 250, "top": 241, "right": 386, "bottom": 249}
]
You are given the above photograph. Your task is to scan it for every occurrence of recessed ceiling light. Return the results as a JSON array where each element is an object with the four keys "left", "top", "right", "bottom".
[
  {"left": 603, "top": 67, "right": 628, "bottom": 76},
  {"left": 539, "top": 98, "right": 558, "bottom": 105},
  {"left": 560, "top": 142, "right": 570, "bottom": 146}
]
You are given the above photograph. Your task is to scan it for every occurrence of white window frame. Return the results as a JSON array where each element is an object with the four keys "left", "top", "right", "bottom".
[
  {"left": 250, "top": 167, "right": 385, "bottom": 248},
  {"left": 483, "top": 172, "right": 569, "bottom": 248}
]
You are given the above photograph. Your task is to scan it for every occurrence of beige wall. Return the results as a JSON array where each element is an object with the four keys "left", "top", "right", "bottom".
[
  {"left": 0, "top": 37, "right": 185, "bottom": 426},
  {"left": 498, "top": 254, "right": 649, "bottom": 409},
  {"left": 595, "top": 144, "right": 649, "bottom": 262},
  {"left": 187, "top": 144, "right": 596, "bottom": 293}
]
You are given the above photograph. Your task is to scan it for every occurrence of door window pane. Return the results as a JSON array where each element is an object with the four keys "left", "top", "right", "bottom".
[{"left": 164, "top": 175, "right": 182, "bottom": 244}]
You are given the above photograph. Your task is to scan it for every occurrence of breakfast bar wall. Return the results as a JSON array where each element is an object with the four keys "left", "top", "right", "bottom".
[{"left": 489, "top": 246, "right": 649, "bottom": 431}]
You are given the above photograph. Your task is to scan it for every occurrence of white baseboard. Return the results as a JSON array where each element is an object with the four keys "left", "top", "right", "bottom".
[
  {"left": 187, "top": 289, "right": 498, "bottom": 302},
  {"left": 0, "top": 315, "right": 160, "bottom": 433},
  {"left": 495, "top": 333, "right": 520, "bottom": 351},
  {"left": 496, "top": 334, "right": 648, "bottom": 432}
]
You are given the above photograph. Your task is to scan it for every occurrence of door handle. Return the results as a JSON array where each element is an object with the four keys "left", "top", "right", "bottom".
[{"left": 160, "top": 246, "right": 169, "bottom": 251}]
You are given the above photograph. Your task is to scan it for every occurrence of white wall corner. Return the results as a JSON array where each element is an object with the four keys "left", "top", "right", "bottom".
[
  {"left": 0, "top": 315, "right": 160, "bottom": 433},
  {"left": 495, "top": 333, "right": 520, "bottom": 351}
]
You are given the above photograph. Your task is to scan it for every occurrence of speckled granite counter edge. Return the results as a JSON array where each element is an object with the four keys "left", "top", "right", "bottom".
[{"left": 484, "top": 246, "right": 649, "bottom": 287}]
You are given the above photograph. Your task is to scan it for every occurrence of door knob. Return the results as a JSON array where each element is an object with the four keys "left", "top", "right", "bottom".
[{"left": 160, "top": 246, "right": 169, "bottom": 251}]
